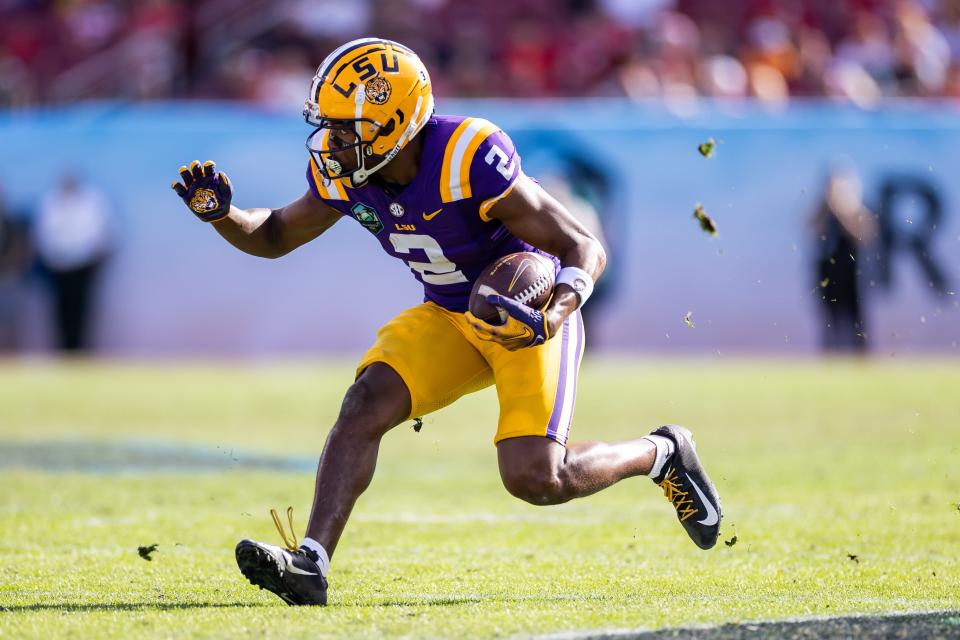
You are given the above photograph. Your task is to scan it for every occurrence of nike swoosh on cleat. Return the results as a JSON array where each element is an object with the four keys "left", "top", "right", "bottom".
[
  {"left": 422, "top": 208, "right": 442, "bottom": 220},
  {"left": 277, "top": 550, "right": 320, "bottom": 576},
  {"left": 686, "top": 473, "right": 719, "bottom": 526},
  {"left": 285, "top": 563, "right": 319, "bottom": 576}
]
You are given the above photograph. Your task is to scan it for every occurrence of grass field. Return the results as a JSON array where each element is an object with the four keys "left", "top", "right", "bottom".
[{"left": 0, "top": 358, "right": 958, "bottom": 638}]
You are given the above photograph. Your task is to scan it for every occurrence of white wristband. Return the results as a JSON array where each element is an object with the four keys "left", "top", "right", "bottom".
[{"left": 555, "top": 267, "right": 594, "bottom": 309}]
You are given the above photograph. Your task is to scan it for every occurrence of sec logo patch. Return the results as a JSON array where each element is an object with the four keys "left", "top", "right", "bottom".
[{"left": 389, "top": 203, "right": 405, "bottom": 218}]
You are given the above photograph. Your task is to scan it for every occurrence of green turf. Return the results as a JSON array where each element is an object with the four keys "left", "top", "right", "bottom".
[{"left": 1, "top": 359, "right": 958, "bottom": 638}]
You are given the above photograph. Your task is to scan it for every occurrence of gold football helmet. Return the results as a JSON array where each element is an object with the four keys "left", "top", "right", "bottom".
[{"left": 304, "top": 38, "right": 434, "bottom": 187}]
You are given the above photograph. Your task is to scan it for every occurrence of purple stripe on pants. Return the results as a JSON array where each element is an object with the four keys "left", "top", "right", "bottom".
[
  {"left": 545, "top": 316, "right": 571, "bottom": 440},
  {"left": 557, "top": 311, "right": 585, "bottom": 445}
]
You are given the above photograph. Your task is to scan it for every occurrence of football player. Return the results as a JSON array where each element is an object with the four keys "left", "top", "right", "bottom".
[{"left": 171, "top": 38, "right": 722, "bottom": 606}]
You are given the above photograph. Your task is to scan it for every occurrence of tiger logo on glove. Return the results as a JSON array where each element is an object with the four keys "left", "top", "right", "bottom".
[
  {"left": 189, "top": 188, "right": 220, "bottom": 214},
  {"left": 172, "top": 159, "right": 233, "bottom": 223}
]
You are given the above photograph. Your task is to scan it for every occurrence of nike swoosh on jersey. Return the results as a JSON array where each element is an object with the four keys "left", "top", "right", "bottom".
[
  {"left": 422, "top": 208, "right": 442, "bottom": 220},
  {"left": 686, "top": 472, "right": 719, "bottom": 526}
]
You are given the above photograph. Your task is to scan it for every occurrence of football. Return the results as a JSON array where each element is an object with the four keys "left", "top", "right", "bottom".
[{"left": 468, "top": 251, "right": 556, "bottom": 324}]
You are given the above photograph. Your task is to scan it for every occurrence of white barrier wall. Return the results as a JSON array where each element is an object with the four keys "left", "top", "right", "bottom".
[{"left": 2, "top": 100, "right": 958, "bottom": 355}]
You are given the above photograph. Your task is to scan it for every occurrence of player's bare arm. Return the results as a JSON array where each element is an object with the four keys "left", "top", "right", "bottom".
[
  {"left": 171, "top": 160, "right": 342, "bottom": 258},
  {"left": 487, "top": 173, "right": 607, "bottom": 336},
  {"left": 211, "top": 192, "right": 341, "bottom": 259}
]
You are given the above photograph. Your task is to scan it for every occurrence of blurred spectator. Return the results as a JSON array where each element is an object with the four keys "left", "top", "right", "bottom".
[
  {"left": 34, "top": 173, "right": 113, "bottom": 353},
  {"left": 2, "top": 0, "right": 960, "bottom": 104},
  {"left": 501, "top": 19, "right": 556, "bottom": 96},
  {"left": 284, "top": 0, "right": 370, "bottom": 38},
  {"left": 57, "top": 0, "right": 124, "bottom": 56},
  {"left": 942, "top": 0, "right": 960, "bottom": 59},
  {"left": 834, "top": 11, "right": 897, "bottom": 91},
  {"left": 699, "top": 55, "right": 748, "bottom": 98},
  {"left": 947, "top": 61, "right": 960, "bottom": 96},
  {"left": 0, "top": 55, "right": 35, "bottom": 107},
  {"left": 251, "top": 47, "right": 314, "bottom": 109},
  {"left": 826, "top": 60, "right": 883, "bottom": 107},
  {"left": 0, "top": 183, "right": 31, "bottom": 351},
  {"left": 892, "top": 0, "right": 951, "bottom": 95},
  {"left": 792, "top": 27, "right": 832, "bottom": 96},
  {"left": 809, "top": 160, "right": 878, "bottom": 354},
  {"left": 600, "top": 0, "right": 672, "bottom": 29}
]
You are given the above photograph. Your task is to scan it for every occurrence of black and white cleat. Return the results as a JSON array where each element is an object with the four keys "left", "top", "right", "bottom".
[
  {"left": 235, "top": 539, "right": 328, "bottom": 606},
  {"left": 650, "top": 425, "right": 723, "bottom": 550}
]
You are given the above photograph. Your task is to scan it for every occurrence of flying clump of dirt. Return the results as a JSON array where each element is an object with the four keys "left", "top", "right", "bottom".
[
  {"left": 138, "top": 544, "right": 159, "bottom": 561},
  {"left": 698, "top": 138, "right": 716, "bottom": 158},
  {"left": 693, "top": 204, "right": 719, "bottom": 236}
]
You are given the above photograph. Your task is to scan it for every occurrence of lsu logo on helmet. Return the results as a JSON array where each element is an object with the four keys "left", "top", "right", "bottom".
[{"left": 303, "top": 38, "right": 434, "bottom": 187}]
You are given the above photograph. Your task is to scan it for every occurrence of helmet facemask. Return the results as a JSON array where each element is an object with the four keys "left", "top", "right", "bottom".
[
  {"left": 305, "top": 108, "right": 403, "bottom": 187},
  {"left": 305, "top": 118, "right": 373, "bottom": 184}
]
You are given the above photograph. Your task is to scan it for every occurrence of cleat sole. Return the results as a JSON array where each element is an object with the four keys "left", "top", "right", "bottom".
[{"left": 235, "top": 540, "right": 300, "bottom": 606}]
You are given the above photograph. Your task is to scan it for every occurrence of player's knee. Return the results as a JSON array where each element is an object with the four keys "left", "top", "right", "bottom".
[
  {"left": 336, "top": 377, "right": 402, "bottom": 438},
  {"left": 501, "top": 468, "right": 568, "bottom": 506}
]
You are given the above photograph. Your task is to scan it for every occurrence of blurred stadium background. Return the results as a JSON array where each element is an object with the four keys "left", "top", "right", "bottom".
[
  {"left": 0, "top": 0, "right": 957, "bottom": 355},
  {"left": 1, "top": 1, "right": 959, "bottom": 637}
]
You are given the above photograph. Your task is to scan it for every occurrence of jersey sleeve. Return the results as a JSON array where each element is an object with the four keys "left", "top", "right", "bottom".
[
  {"left": 439, "top": 118, "right": 522, "bottom": 221},
  {"left": 306, "top": 157, "right": 350, "bottom": 203}
]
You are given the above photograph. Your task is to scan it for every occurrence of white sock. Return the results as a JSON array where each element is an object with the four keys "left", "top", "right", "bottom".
[
  {"left": 643, "top": 435, "right": 675, "bottom": 478},
  {"left": 300, "top": 537, "right": 330, "bottom": 577}
]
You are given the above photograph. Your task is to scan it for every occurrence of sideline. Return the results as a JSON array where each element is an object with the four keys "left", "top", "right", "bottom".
[
  {"left": 0, "top": 440, "right": 315, "bottom": 473},
  {"left": 534, "top": 610, "right": 960, "bottom": 640}
]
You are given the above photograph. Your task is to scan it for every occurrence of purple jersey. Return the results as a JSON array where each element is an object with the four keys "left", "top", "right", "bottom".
[{"left": 306, "top": 115, "right": 559, "bottom": 312}]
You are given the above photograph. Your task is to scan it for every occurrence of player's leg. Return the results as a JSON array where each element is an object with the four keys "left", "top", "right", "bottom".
[
  {"left": 496, "top": 435, "right": 656, "bottom": 504},
  {"left": 481, "top": 311, "right": 722, "bottom": 549},
  {"left": 304, "top": 361, "right": 412, "bottom": 555},
  {"left": 236, "top": 303, "right": 494, "bottom": 605},
  {"left": 235, "top": 362, "right": 409, "bottom": 606},
  {"left": 489, "top": 311, "right": 653, "bottom": 501}
]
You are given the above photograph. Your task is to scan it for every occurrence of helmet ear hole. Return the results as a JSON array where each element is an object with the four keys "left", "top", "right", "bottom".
[{"left": 367, "top": 119, "right": 397, "bottom": 156}]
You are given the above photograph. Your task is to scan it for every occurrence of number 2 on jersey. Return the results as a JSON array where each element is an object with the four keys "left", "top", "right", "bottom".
[
  {"left": 484, "top": 145, "right": 516, "bottom": 181},
  {"left": 389, "top": 233, "right": 467, "bottom": 285}
]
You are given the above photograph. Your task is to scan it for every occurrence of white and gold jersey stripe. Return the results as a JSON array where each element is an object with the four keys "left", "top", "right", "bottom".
[{"left": 439, "top": 117, "right": 500, "bottom": 203}]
